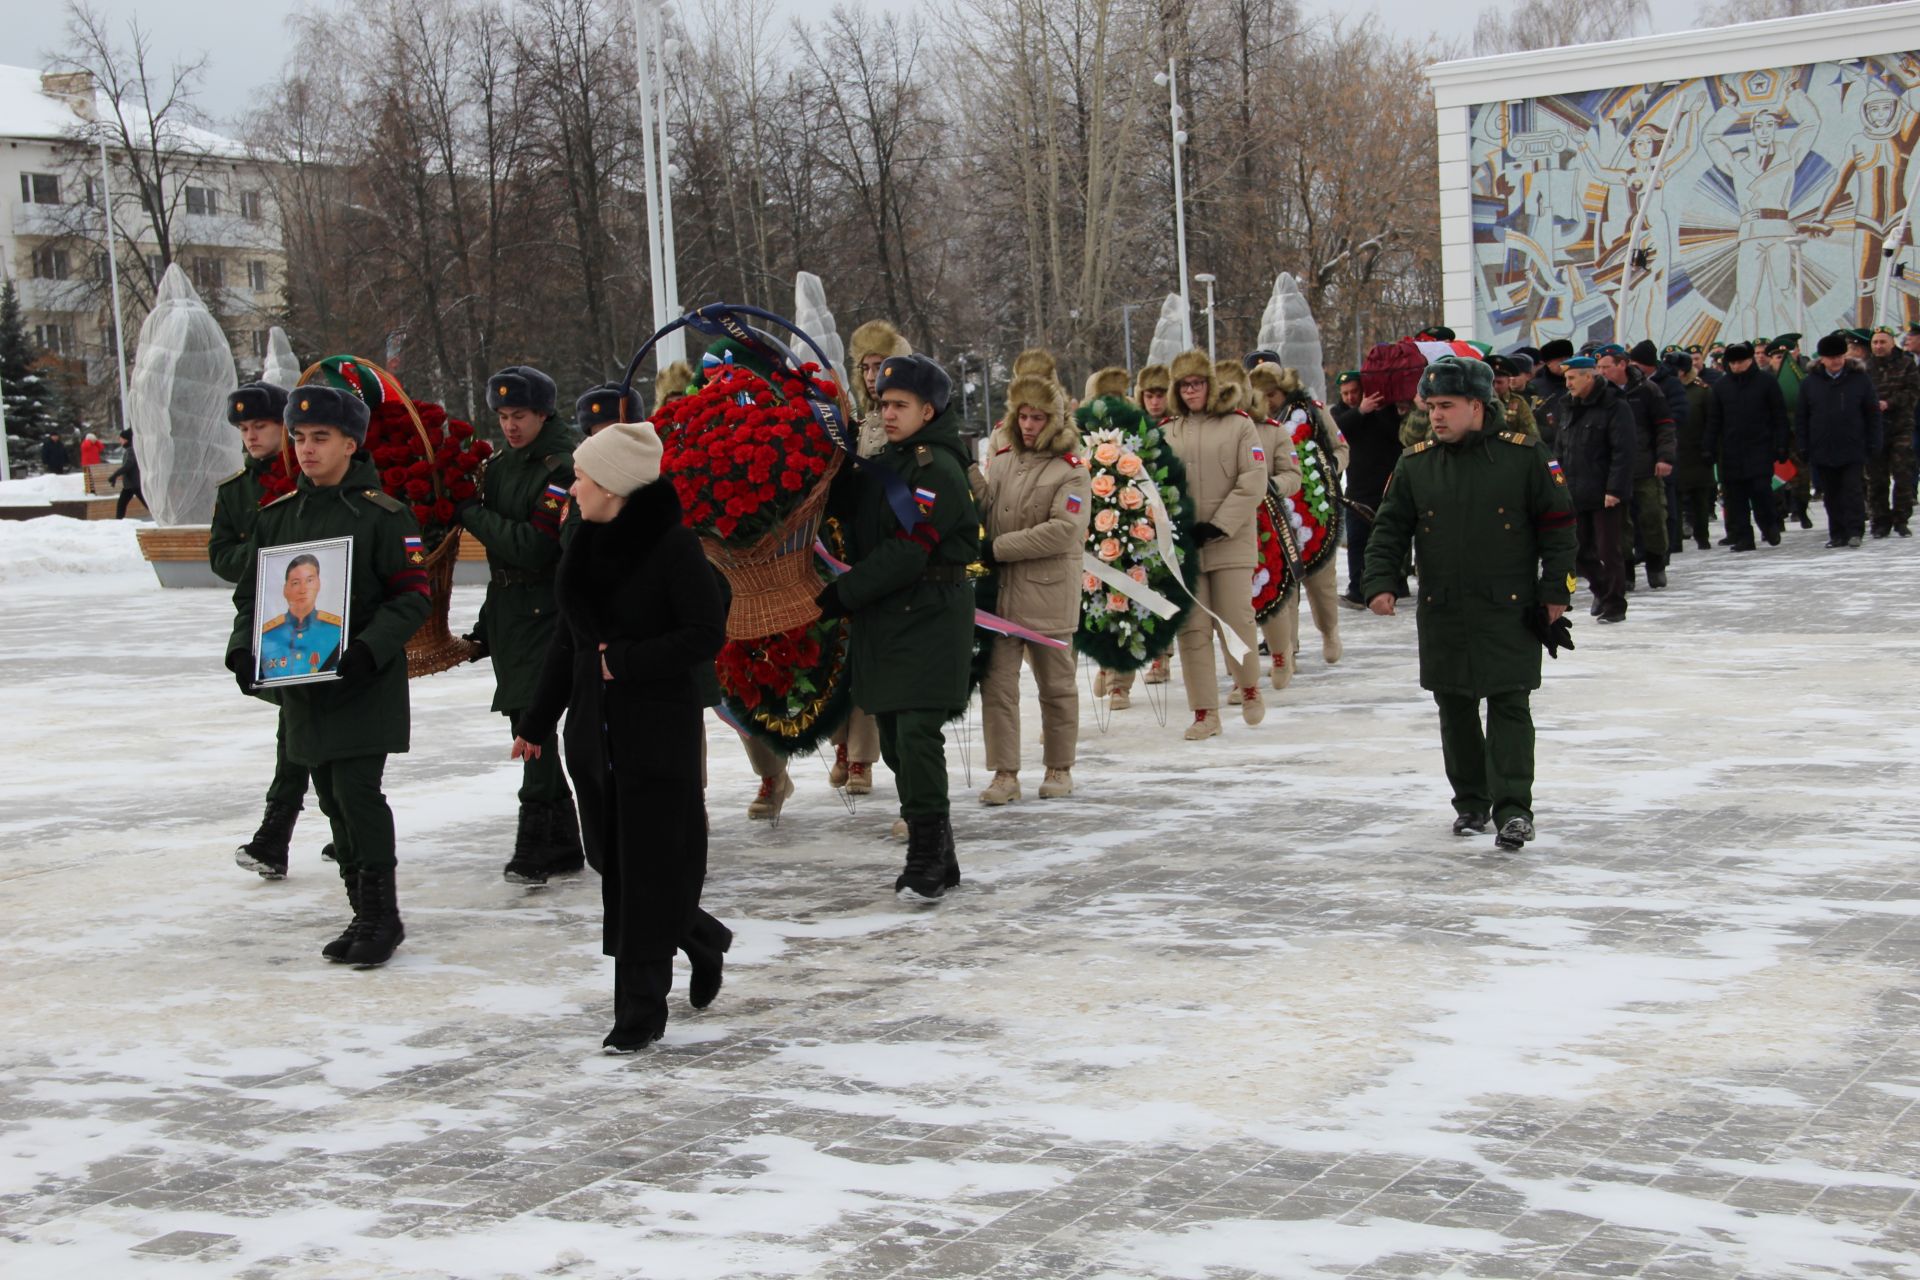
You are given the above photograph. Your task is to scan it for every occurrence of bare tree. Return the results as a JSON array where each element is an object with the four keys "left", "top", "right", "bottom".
[
  {"left": 1695, "top": 0, "right": 1894, "bottom": 22},
  {"left": 1471, "top": 0, "right": 1649, "bottom": 56}
]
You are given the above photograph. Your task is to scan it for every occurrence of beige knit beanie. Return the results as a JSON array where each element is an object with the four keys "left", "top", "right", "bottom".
[{"left": 572, "top": 421, "right": 663, "bottom": 497}]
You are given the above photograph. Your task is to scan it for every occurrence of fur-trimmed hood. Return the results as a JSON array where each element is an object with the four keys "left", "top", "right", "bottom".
[
  {"left": 848, "top": 319, "right": 912, "bottom": 412},
  {"left": 653, "top": 360, "right": 696, "bottom": 416},
  {"left": 1002, "top": 375, "right": 1077, "bottom": 456},
  {"left": 1012, "top": 347, "right": 1057, "bottom": 382},
  {"left": 1248, "top": 362, "right": 1315, "bottom": 418},
  {"left": 1083, "top": 365, "right": 1131, "bottom": 402},
  {"left": 1169, "top": 348, "right": 1240, "bottom": 417},
  {"left": 1133, "top": 363, "right": 1171, "bottom": 415}
]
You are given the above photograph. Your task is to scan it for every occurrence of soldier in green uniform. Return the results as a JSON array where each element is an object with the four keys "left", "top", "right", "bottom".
[
  {"left": 816, "top": 353, "right": 980, "bottom": 901},
  {"left": 1362, "top": 356, "right": 1578, "bottom": 852},
  {"left": 211, "top": 381, "right": 315, "bottom": 879},
  {"left": 225, "top": 385, "right": 431, "bottom": 966},
  {"left": 459, "top": 366, "right": 584, "bottom": 886},
  {"left": 574, "top": 383, "right": 628, "bottom": 438},
  {"left": 1488, "top": 355, "right": 1538, "bottom": 441}
]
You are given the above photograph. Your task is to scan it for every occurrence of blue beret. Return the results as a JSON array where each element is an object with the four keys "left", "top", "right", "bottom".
[{"left": 1563, "top": 356, "right": 1598, "bottom": 370}]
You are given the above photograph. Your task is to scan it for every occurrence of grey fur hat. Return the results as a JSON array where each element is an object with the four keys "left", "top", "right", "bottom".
[{"left": 1417, "top": 355, "right": 1495, "bottom": 405}]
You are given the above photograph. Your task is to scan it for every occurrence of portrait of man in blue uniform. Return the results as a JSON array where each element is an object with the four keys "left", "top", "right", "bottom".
[{"left": 254, "top": 547, "right": 348, "bottom": 685}]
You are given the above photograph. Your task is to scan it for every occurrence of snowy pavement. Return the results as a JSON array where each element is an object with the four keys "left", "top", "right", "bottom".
[{"left": 2, "top": 515, "right": 1918, "bottom": 1279}]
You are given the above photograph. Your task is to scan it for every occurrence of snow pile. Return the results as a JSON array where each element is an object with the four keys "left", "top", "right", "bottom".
[
  {"left": 0, "top": 472, "right": 88, "bottom": 508},
  {"left": 0, "top": 516, "right": 147, "bottom": 584}
]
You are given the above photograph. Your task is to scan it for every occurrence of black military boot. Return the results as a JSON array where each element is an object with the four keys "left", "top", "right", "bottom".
[
  {"left": 1494, "top": 817, "right": 1536, "bottom": 851},
  {"left": 503, "top": 803, "right": 548, "bottom": 886},
  {"left": 321, "top": 864, "right": 363, "bottom": 962},
  {"left": 1645, "top": 560, "right": 1668, "bottom": 590},
  {"left": 344, "top": 867, "right": 405, "bottom": 967},
  {"left": 1452, "top": 813, "right": 1489, "bottom": 836},
  {"left": 605, "top": 958, "right": 671, "bottom": 1052},
  {"left": 683, "top": 913, "right": 733, "bottom": 1010},
  {"left": 939, "top": 817, "right": 961, "bottom": 889},
  {"left": 235, "top": 800, "right": 299, "bottom": 879},
  {"left": 895, "top": 817, "right": 950, "bottom": 901},
  {"left": 1897, "top": 519, "right": 1914, "bottom": 537},
  {"left": 544, "top": 799, "right": 586, "bottom": 878}
]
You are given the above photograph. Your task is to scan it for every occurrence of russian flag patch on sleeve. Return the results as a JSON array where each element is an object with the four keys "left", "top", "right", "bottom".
[
  {"left": 914, "top": 486, "right": 937, "bottom": 512},
  {"left": 403, "top": 534, "right": 424, "bottom": 565},
  {"left": 1065, "top": 493, "right": 1083, "bottom": 514},
  {"left": 1252, "top": 444, "right": 1267, "bottom": 462},
  {"left": 1547, "top": 459, "right": 1565, "bottom": 486}
]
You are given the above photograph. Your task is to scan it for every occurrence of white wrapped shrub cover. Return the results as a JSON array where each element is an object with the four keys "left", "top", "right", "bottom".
[
  {"left": 791, "top": 272, "right": 848, "bottom": 394},
  {"left": 1256, "top": 272, "right": 1326, "bottom": 403},
  {"left": 127, "top": 265, "right": 239, "bottom": 526},
  {"left": 264, "top": 326, "right": 301, "bottom": 390},
  {"left": 1145, "top": 293, "right": 1190, "bottom": 369}
]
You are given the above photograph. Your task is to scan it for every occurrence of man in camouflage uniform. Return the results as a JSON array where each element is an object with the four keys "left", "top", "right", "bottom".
[
  {"left": 460, "top": 366, "right": 583, "bottom": 885},
  {"left": 1865, "top": 327, "right": 1919, "bottom": 537},
  {"left": 1363, "top": 356, "right": 1576, "bottom": 853},
  {"left": 1489, "top": 355, "right": 1538, "bottom": 441}
]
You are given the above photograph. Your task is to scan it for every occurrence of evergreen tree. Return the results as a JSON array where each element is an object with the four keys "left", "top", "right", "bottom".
[{"left": 1, "top": 280, "right": 64, "bottom": 474}]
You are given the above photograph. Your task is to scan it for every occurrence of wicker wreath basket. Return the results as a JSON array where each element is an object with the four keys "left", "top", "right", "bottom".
[{"left": 703, "top": 450, "right": 844, "bottom": 640}]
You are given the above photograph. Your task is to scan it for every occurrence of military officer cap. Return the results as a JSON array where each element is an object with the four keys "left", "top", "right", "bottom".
[
  {"left": 285, "top": 384, "right": 371, "bottom": 443},
  {"left": 575, "top": 383, "right": 627, "bottom": 435},
  {"left": 1417, "top": 354, "right": 1495, "bottom": 404},
  {"left": 1511, "top": 345, "right": 1542, "bottom": 361},
  {"left": 1487, "top": 354, "right": 1515, "bottom": 376},
  {"left": 875, "top": 353, "right": 953, "bottom": 416},
  {"left": 1595, "top": 342, "right": 1627, "bottom": 359},
  {"left": 1415, "top": 325, "right": 1456, "bottom": 341},
  {"left": 1505, "top": 352, "right": 1535, "bottom": 376},
  {"left": 1873, "top": 325, "right": 1899, "bottom": 337},
  {"left": 1775, "top": 332, "right": 1802, "bottom": 349},
  {"left": 1336, "top": 370, "right": 1362, "bottom": 386},
  {"left": 486, "top": 366, "right": 558, "bottom": 417},
  {"left": 1685, "top": 344, "right": 1703, "bottom": 354},
  {"left": 1765, "top": 340, "right": 1794, "bottom": 356},
  {"left": 1908, "top": 324, "right": 1920, "bottom": 336},
  {"left": 1243, "top": 348, "right": 1281, "bottom": 370},
  {"left": 1846, "top": 328, "right": 1871, "bottom": 345},
  {"left": 228, "top": 381, "right": 290, "bottom": 427}
]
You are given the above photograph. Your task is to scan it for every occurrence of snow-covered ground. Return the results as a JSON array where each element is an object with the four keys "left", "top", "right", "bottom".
[
  {"left": 2, "top": 513, "right": 1918, "bottom": 1279},
  {"left": 0, "top": 471, "right": 90, "bottom": 508}
]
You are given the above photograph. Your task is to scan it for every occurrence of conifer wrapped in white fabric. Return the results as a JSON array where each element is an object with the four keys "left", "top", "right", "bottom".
[
  {"left": 263, "top": 326, "right": 301, "bottom": 389},
  {"left": 127, "top": 265, "right": 239, "bottom": 526},
  {"left": 1145, "top": 293, "right": 1189, "bottom": 370},
  {"left": 1257, "top": 272, "right": 1326, "bottom": 403},
  {"left": 791, "top": 272, "right": 848, "bottom": 394}
]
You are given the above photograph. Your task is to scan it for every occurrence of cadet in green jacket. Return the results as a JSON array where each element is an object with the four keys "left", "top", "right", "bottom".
[
  {"left": 1362, "top": 356, "right": 1577, "bottom": 852},
  {"left": 817, "top": 353, "right": 980, "bottom": 901},
  {"left": 225, "top": 385, "right": 431, "bottom": 966},
  {"left": 459, "top": 366, "right": 583, "bottom": 886},
  {"left": 211, "top": 381, "right": 313, "bottom": 879}
]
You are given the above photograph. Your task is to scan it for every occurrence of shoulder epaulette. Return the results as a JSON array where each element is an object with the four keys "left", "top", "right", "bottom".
[
  {"left": 1403, "top": 440, "right": 1434, "bottom": 455},
  {"left": 264, "top": 489, "right": 298, "bottom": 507},
  {"left": 913, "top": 443, "right": 935, "bottom": 468},
  {"left": 1233, "top": 409, "right": 1255, "bottom": 420},
  {"left": 1063, "top": 452, "right": 1084, "bottom": 468},
  {"left": 994, "top": 445, "right": 1013, "bottom": 456},
  {"left": 543, "top": 453, "right": 570, "bottom": 472},
  {"left": 1497, "top": 431, "right": 1534, "bottom": 446},
  {"left": 263, "top": 613, "right": 286, "bottom": 629},
  {"left": 316, "top": 610, "right": 343, "bottom": 625},
  {"left": 360, "top": 488, "right": 405, "bottom": 513},
  {"left": 217, "top": 467, "right": 247, "bottom": 486}
]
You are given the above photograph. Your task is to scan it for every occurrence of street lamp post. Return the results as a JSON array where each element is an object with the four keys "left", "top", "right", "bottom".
[
  {"left": 1152, "top": 59, "right": 1193, "bottom": 349},
  {"left": 630, "top": 0, "right": 685, "bottom": 365},
  {"left": 1119, "top": 301, "right": 1146, "bottom": 375},
  {"left": 1194, "top": 273, "right": 1217, "bottom": 362}
]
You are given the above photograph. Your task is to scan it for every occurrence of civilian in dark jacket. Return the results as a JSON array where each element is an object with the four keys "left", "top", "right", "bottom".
[
  {"left": 109, "top": 429, "right": 142, "bottom": 519},
  {"left": 1558, "top": 359, "right": 1635, "bottom": 622},
  {"left": 1671, "top": 354, "right": 1719, "bottom": 550},
  {"left": 1598, "top": 348, "right": 1675, "bottom": 586},
  {"left": 1332, "top": 372, "right": 1408, "bottom": 604},
  {"left": 1703, "top": 343, "right": 1790, "bottom": 551},
  {"left": 1636, "top": 342, "right": 1690, "bottom": 551},
  {"left": 1797, "top": 333, "right": 1883, "bottom": 547},
  {"left": 39, "top": 435, "right": 70, "bottom": 474},
  {"left": 516, "top": 423, "right": 730, "bottom": 1054},
  {"left": 1864, "top": 330, "right": 1919, "bottom": 536}
]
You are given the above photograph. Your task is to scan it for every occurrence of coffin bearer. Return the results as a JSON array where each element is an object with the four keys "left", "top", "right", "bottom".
[
  {"left": 211, "top": 381, "right": 312, "bottom": 879},
  {"left": 817, "top": 354, "right": 980, "bottom": 900},
  {"left": 1362, "top": 356, "right": 1577, "bottom": 852},
  {"left": 978, "top": 375, "right": 1093, "bottom": 805},
  {"left": 225, "top": 386, "right": 431, "bottom": 965},
  {"left": 459, "top": 366, "right": 585, "bottom": 886}
]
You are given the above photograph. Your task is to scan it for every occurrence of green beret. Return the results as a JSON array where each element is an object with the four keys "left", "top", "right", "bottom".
[
  {"left": 1417, "top": 355, "right": 1494, "bottom": 404},
  {"left": 1336, "top": 370, "right": 1362, "bottom": 385}
]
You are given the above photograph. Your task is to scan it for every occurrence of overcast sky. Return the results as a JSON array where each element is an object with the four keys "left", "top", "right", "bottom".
[{"left": 14, "top": 0, "right": 1706, "bottom": 128}]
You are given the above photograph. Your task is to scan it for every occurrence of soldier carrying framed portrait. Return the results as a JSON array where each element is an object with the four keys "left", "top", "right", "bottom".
[{"left": 252, "top": 536, "right": 354, "bottom": 686}]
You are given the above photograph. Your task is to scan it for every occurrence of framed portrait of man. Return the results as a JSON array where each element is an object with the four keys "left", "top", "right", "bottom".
[{"left": 252, "top": 537, "right": 353, "bottom": 687}]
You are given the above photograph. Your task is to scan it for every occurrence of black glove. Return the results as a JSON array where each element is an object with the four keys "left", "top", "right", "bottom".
[
  {"left": 980, "top": 537, "right": 996, "bottom": 566},
  {"left": 454, "top": 495, "right": 481, "bottom": 520},
  {"left": 462, "top": 632, "right": 490, "bottom": 663},
  {"left": 1193, "top": 521, "right": 1227, "bottom": 545},
  {"left": 335, "top": 640, "right": 378, "bottom": 686},
  {"left": 225, "top": 647, "right": 254, "bottom": 695},
  {"left": 1524, "top": 606, "right": 1576, "bottom": 658},
  {"left": 815, "top": 582, "right": 849, "bottom": 621}
]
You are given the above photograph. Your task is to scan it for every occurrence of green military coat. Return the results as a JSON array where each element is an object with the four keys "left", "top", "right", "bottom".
[
  {"left": 208, "top": 454, "right": 278, "bottom": 584},
  {"left": 1361, "top": 426, "right": 1577, "bottom": 697},
  {"left": 834, "top": 409, "right": 981, "bottom": 714},
  {"left": 464, "top": 416, "right": 577, "bottom": 713},
  {"left": 227, "top": 457, "right": 431, "bottom": 765}
]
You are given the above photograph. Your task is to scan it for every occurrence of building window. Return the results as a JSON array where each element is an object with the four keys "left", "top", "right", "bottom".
[
  {"left": 20, "top": 173, "right": 61, "bottom": 204},
  {"left": 184, "top": 185, "right": 219, "bottom": 216},
  {"left": 251, "top": 330, "right": 270, "bottom": 359},
  {"left": 33, "top": 323, "right": 76, "bottom": 355},
  {"left": 247, "top": 260, "right": 268, "bottom": 293},
  {"left": 239, "top": 190, "right": 264, "bottom": 221},
  {"left": 191, "top": 256, "right": 225, "bottom": 291},
  {"left": 31, "top": 246, "right": 72, "bottom": 280},
  {"left": 83, "top": 176, "right": 99, "bottom": 207},
  {"left": 146, "top": 254, "right": 165, "bottom": 285}
]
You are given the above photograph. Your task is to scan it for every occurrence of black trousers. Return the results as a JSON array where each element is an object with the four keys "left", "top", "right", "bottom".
[
  {"left": 1675, "top": 482, "right": 1716, "bottom": 544},
  {"left": 114, "top": 486, "right": 141, "bottom": 519},
  {"left": 1434, "top": 690, "right": 1535, "bottom": 825},
  {"left": 310, "top": 754, "right": 394, "bottom": 872},
  {"left": 1816, "top": 462, "right": 1867, "bottom": 542},
  {"left": 264, "top": 712, "right": 312, "bottom": 808},
  {"left": 1721, "top": 473, "right": 1777, "bottom": 548},
  {"left": 1575, "top": 507, "right": 1626, "bottom": 616}
]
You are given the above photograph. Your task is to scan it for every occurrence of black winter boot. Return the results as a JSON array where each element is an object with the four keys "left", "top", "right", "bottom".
[
  {"left": 1645, "top": 561, "right": 1668, "bottom": 590},
  {"left": 939, "top": 817, "right": 961, "bottom": 888},
  {"left": 896, "top": 817, "right": 950, "bottom": 901},
  {"left": 606, "top": 958, "right": 671, "bottom": 1052},
  {"left": 235, "top": 800, "right": 299, "bottom": 879},
  {"left": 544, "top": 799, "right": 586, "bottom": 877},
  {"left": 683, "top": 913, "right": 733, "bottom": 1010},
  {"left": 321, "top": 865, "right": 363, "bottom": 962},
  {"left": 503, "top": 803, "right": 548, "bottom": 886},
  {"left": 344, "top": 867, "right": 405, "bottom": 967}
]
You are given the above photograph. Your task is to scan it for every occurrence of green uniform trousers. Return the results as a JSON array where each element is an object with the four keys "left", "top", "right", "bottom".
[
  {"left": 505, "top": 709, "right": 571, "bottom": 805},
  {"left": 1629, "top": 476, "right": 1669, "bottom": 565},
  {"left": 1433, "top": 690, "right": 1535, "bottom": 826},
  {"left": 311, "top": 754, "right": 396, "bottom": 872},
  {"left": 876, "top": 708, "right": 958, "bottom": 819},
  {"left": 264, "top": 712, "right": 312, "bottom": 809},
  {"left": 1867, "top": 433, "right": 1917, "bottom": 527}
]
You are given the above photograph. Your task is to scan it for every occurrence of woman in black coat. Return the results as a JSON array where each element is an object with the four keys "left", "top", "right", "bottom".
[{"left": 514, "top": 422, "right": 730, "bottom": 1053}]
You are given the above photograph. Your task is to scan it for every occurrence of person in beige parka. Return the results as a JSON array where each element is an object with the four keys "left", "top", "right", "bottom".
[
  {"left": 978, "top": 376, "right": 1095, "bottom": 804},
  {"left": 1164, "top": 349, "right": 1269, "bottom": 739}
]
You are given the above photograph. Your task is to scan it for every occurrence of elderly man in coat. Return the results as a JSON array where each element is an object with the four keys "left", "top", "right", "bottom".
[
  {"left": 1363, "top": 356, "right": 1577, "bottom": 852},
  {"left": 1799, "top": 332, "right": 1884, "bottom": 548}
]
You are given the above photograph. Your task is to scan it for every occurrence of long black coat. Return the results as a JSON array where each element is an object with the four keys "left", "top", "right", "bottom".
[
  {"left": 1337, "top": 405, "right": 1405, "bottom": 509},
  {"left": 1796, "top": 363, "right": 1884, "bottom": 468},
  {"left": 1557, "top": 382, "right": 1636, "bottom": 512},
  {"left": 521, "top": 479, "right": 726, "bottom": 961},
  {"left": 1616, "top": 367, "right": 1677, "bottom": 480},
  {"left": 1704, "top": 368, "right": 1789, "bottom": 480}
]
